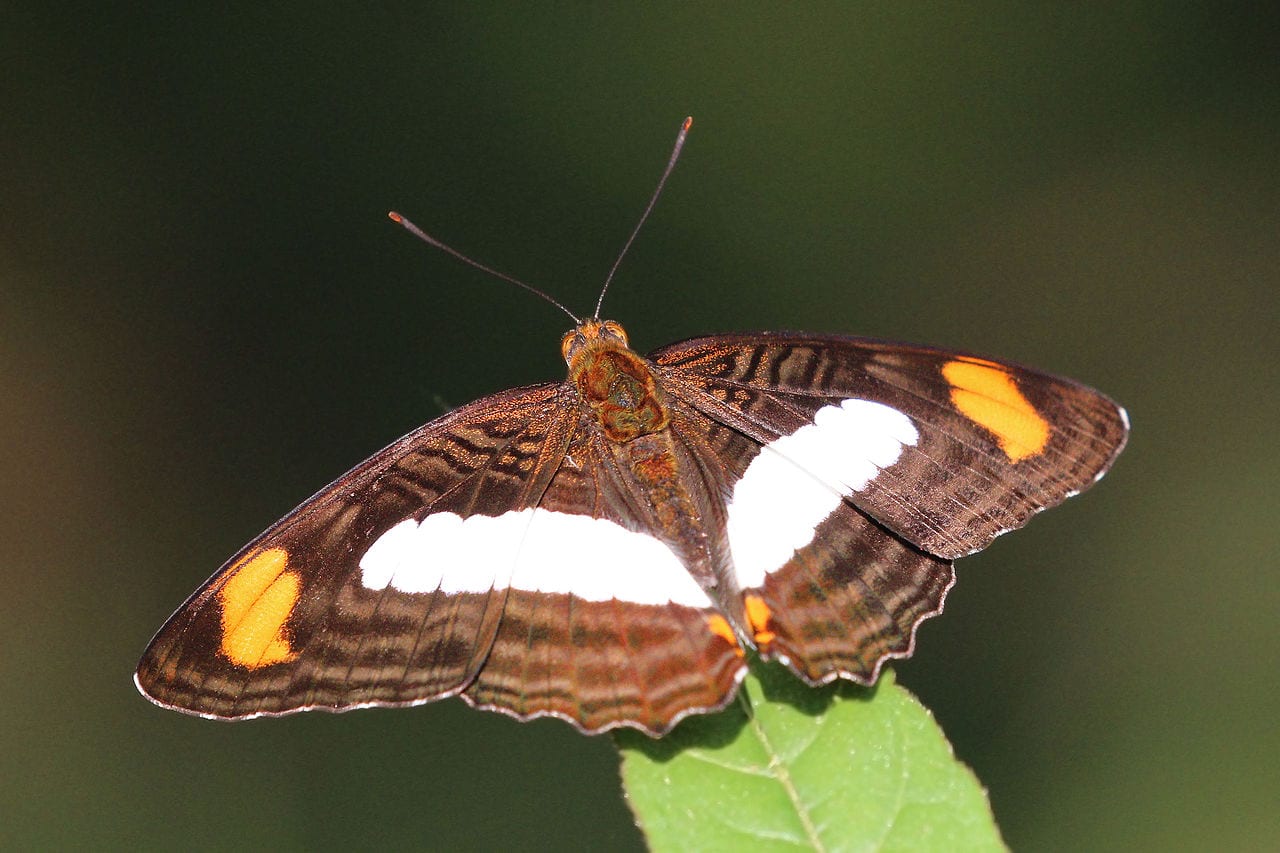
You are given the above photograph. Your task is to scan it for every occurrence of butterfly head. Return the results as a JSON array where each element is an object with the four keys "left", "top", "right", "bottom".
[{"left": 561, "top": 318, "right": 630, "bottom": 367}]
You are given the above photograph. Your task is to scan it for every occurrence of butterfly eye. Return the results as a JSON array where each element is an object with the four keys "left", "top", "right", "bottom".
[
  {"left": 601, "top": 321, "right": 629, "bottom": 346},
  {"left": 561, "top": 330, "right": 580, "bottom": 363}
]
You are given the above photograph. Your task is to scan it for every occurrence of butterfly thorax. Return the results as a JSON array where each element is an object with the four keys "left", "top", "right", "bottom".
[{"left": 563, "top": 319, "right": 670, "bottom": 443}]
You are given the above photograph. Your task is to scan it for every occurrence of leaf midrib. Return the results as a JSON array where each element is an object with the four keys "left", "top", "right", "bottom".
[{"left": 747, "top": 709, "right": 826, "bottom": 852}]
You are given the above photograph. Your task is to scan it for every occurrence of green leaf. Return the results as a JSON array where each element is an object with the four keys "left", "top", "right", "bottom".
[{"left": 616, "top": 664, "right": 1004, "bottom": 852}]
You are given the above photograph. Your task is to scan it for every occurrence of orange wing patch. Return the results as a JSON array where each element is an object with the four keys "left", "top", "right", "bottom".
[
  {"left": 942, "top": 358, "right": 1050, "bottom": 462},
  {"left": 706, "top": 614, "right": 744, "bottom": 657},
  {"left": 217, "top": 547, "right": 301, "bottom": 668},
  {"left": 743, "top": 594, "right": 777, "bottom": 647}
]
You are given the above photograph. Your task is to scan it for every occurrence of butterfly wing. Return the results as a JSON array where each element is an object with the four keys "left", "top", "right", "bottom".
[
  {"left": 459, "top": 427, "right": 744, "bottom": 733},
  {"left": 658, "top": 399, "right": 956, "bottom": 685},
  {"left": 137, "top": 330, "right": 1127, "bottom": 733},
  {"left": 136, "top": 381, "right": 744, "bottom": 734},
  {"left": 654, "top": 333, "right": 1129, "bottom": 559},
  {"left": 135, "top": 383, "right": 567, "bottom": 719},
  {"left": 652, "top": 333, "right": 1127, "bottom": 683}
]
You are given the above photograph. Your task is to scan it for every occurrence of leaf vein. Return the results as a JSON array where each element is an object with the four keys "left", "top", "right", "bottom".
[{"left": 683, "top": 750, "right": 773, "bottom": 779}]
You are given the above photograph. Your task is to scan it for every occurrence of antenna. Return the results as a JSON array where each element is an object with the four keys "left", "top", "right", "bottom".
[
  {"left": 387, "top": 211, "right": 580, "bottom": 324},
  {"left": 594, "top": 116, "right": 693, "bottom": 319}
]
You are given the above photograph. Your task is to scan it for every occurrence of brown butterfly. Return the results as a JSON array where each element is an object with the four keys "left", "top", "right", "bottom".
[{"left": 135, "top": 119, "right": 1128, "bottom": 735}]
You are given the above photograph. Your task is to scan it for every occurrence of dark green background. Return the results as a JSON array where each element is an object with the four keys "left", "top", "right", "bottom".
[{"left": 4, "top": 5, "right": 1276, "bottom": 850}]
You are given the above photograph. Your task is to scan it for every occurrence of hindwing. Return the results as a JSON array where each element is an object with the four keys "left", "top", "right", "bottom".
[{"left": 657, "top": 398, "right": 956, "bottom": 685}]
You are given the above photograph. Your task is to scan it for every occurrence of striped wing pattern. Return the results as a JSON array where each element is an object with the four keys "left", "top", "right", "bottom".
[
  {"left": 137, "top": 383, "right": 744, "bottom": 733},
  {"left": 652, "top": 333, "right": 1126, "bottom": 690},
  {"left": 655, "top": 334, "right": 1128, "bottom": 559},
  {"left": 137, "top": 331, "right": 1127, "bottom": 734},
  {"left": 458, "top": 422, "right": 744, "bottom": 732},
  {"left": 137, "top": 385, "right": 570, "bottom": 719}
]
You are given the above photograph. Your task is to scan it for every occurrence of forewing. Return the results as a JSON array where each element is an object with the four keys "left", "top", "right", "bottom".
[
  {"left": 135, "top": 383, "right": 574, "bottom": 719},
  {"left": 654, "top": 333, "right": 1129, "bottom": 560}
]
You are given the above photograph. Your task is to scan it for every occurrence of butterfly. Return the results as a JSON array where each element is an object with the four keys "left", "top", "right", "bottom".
[{"left": 135, "top": 119, "right": 1128, "bottom": 735}]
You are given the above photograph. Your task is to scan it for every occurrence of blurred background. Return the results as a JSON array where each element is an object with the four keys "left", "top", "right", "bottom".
[{"left": 3, "top": 5, "right": 1276, "bottom": 850}]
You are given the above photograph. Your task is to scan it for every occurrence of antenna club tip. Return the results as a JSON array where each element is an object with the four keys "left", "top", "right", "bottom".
[
  {"left": 682, "top": 116, "right": 693, "bottom": 131},
  {"left": 388, "top": 211, "right": 403, "bottom": 223}
]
